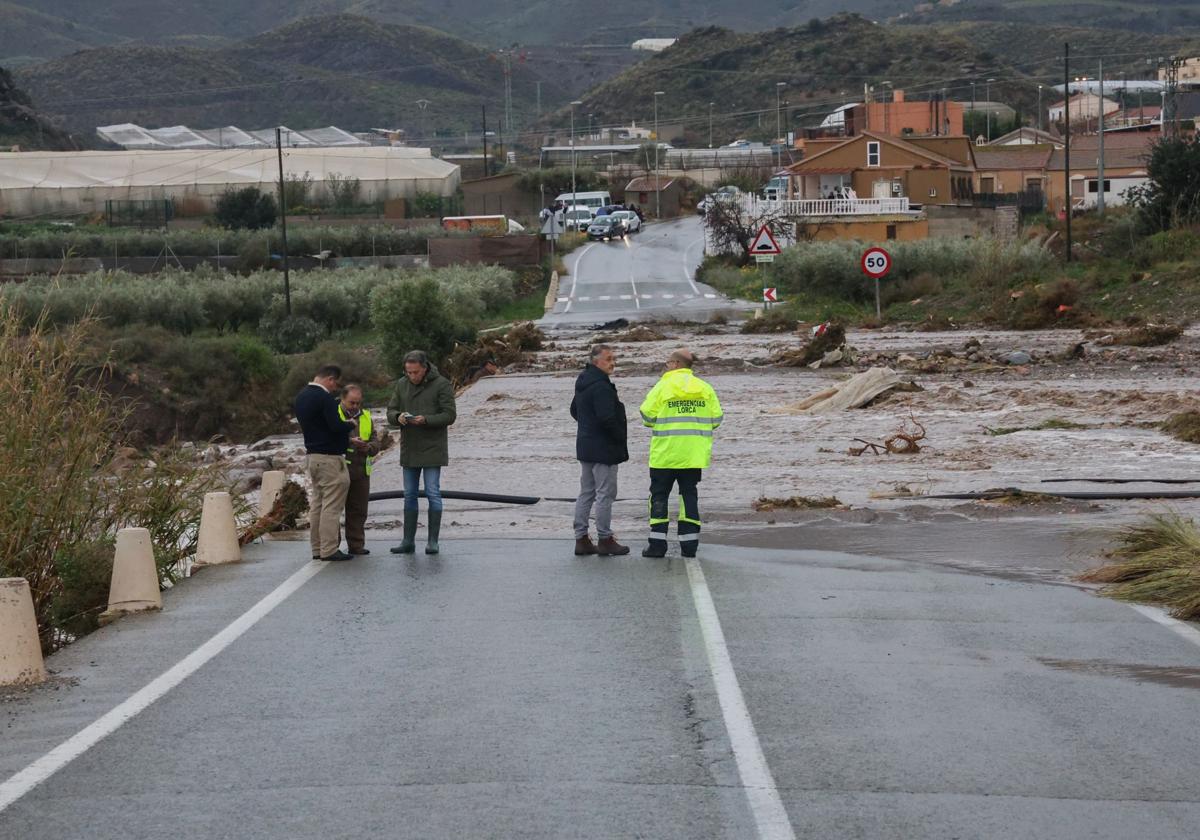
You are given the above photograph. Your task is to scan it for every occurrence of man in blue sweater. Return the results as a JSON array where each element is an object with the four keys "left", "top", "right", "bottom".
[{"left": 294, "top": 364, "right": 357, "bottom": 562}]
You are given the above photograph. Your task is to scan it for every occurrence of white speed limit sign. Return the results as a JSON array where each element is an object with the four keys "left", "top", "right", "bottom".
[{"left": 861, "top": 247, "right": 892, "bottom": 279}]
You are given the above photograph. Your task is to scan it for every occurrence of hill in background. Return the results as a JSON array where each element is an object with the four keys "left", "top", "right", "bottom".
[
  {"left": 0, "top": 66, "right": 74, "bottom": 149},
  {"left": 9, "top": 15, "right": 616, "bottom": 144},
  {"left": 568, "top": 15, "right": 1200, "bottom": 148},
  {"left": 2, "top": 0, "right": 1198, "bottom": 63}
]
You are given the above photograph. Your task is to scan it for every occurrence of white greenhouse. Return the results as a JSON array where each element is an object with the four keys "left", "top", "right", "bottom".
[{"left": 0, "top": 146, "right": 460, "bottom": 217}]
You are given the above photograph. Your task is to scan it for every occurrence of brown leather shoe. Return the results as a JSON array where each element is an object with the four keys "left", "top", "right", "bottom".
[
  {"left": 575, "top": 536, "right": 598, "bottom": 556},
  {"left": 596, "top": 536, "right": 630, "bottom": 556}
]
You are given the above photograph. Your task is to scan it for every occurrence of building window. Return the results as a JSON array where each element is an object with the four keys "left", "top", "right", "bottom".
[
  {"left": 929, "top": 187, "right": 937, "bottom": 198},
  {"left": 1087, "top": 179, "right": 1112, "bottom": 193},
  {"left": 886, "top": 224, "right": 897, "bottom": 240},
  {"left": 867, "top": 141, "right": 880, "bottom": 167}
]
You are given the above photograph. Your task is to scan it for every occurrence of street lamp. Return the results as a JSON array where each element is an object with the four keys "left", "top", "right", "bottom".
[
  {"left": 1037, "top": 84, "right": 1044, "bottom": 132},
  {"left": 570, "top": 100, "right": 582, "bottom": 220},
  {"left": 970, "top": 82, "right": 976, "bottom": 137},
  {"left": 653, "top": 91, "right": 665, "bottom": 219},
  {"left": 775, "top": 82, "right": 787, "bottom": 171},
  {"left": 986, "top": 78, "right": 995, "bottom": 140},
  {"left": 708, "top": 101, "right": 715, "bottom": 149}
]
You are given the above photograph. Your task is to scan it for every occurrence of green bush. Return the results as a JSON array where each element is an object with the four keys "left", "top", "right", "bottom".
[
  {"left": 371, "top": 277, "right": 473, "bottom": 372},
  {"left": 258, "top": 308, "right": 324, "bottom": 354},
  {"left": 215, "top": 187, "right": 278, "bottom": 230},
  {"left": 280, "top": 343, "right": 388, "bottom": 403}
]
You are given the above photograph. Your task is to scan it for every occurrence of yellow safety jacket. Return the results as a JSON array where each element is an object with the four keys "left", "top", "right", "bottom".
[
  {"left": 337, "top": 405, "right": 374, "bottom": 476},
  {"left": 639, "top": 368, "right": 722, "bottom": 469}
]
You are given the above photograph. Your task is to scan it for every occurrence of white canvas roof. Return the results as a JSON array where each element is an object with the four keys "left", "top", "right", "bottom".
[
  {"left": 0, "top": 147, "right": 456, "bottom": 190},
  {"left": 0, "top": 147, "right": 461, "bottom": 216}
]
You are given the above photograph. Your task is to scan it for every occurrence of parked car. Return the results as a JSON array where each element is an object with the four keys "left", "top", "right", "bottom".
[
  {"left": 564, "top": 206, "right": 594, "bottom": 232},
  {"left": 697, "top": 186, "right": 742, "bottom": 216},
  {"left": 609, "top": 209, "right": 641, "bottom": 233},
  {"left": 586, "top": 215, "right": 628, "bottom": 241},
  {"left": 762, "top": 175, "right": 788, "bottom": 201}
]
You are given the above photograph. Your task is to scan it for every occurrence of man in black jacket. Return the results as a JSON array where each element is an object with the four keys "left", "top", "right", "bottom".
[
  {"left": 294, "top": 364, "right": 357, "bottom": 562},
  {"left": 570, "top": 344, "right": 630, "bottom": 556}
]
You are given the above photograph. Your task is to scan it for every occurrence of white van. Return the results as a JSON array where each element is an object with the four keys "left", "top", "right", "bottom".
[{"left": 554, "top": 190, "right": 611, "bottom": 211}]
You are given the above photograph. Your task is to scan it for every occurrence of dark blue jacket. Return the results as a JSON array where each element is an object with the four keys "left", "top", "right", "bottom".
[
  {"left": 570, "top": 364, "right": 628, "bottom": 465},
  {"left": 294, "top": 384, "right": 354, "bottom": 456}
]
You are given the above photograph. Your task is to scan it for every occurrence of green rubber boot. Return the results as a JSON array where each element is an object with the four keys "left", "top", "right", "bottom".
[
  {"left": 425, "top": 510, "right": 442, "bottom": 555},
  {"left": 390, "top": 509, "right": 418, "bottom": 554}
]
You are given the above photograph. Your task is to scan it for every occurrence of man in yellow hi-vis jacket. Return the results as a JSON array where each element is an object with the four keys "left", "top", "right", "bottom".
[{"left": 639, "top": 349, "right": 722, "bottom": 558}]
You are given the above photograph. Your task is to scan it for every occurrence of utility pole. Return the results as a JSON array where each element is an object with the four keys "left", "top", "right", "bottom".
[
  {"left": 415, "top": 99, "right": 430, "bottom": 146},
  {"left": 274, "top": 128, "right": 291, "bottom": 315},
  {"left": 1097, "top": 59, "right": 1106, "bottom": 216},
  {"left": 1037, "top": 85, "right": 1043, "bottom": 132},
  {"left": 482, "top": 104, "right": 489, "bottom": 177},
  {"left": 970, "top": 81, "right": 976, "bottom": 138},
  {"left": 535, "top": 81, "right": 542, "bottom": 116},
  {"left": 708, "top": 101, "right": 715, "bottom": 149},
  {"left": 986, "top": 77, "right": 995, "bottom": 140},
  {"left": 1064, "top": 42, "right": 1072, "bottom": 263},
  {"left": 570, "top": 100, "right": 582, "bottom": 217},
  {"left": 775, "top": 82, "right": 787, "bottom": 171},
  {"left": 653, "top": 91, "right": 664, "bottom": 219}
]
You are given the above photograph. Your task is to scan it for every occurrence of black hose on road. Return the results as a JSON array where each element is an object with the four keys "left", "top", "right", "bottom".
[
  {"left": 1041, "top": 478, "right": 1200, "bottom": 485},
  {"left": 368, "top": 490, "right": 540, "bottom": 505}
]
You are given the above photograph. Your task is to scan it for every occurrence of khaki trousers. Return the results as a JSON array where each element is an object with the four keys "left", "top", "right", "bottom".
[
  {"left": 306, "top": 453, "right": 350, "bottom": 558},
  {"left": 345, "top": 461, "right": 371, "bottom": 552}
]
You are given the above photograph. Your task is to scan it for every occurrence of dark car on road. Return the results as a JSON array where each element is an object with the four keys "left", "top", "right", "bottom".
[{"left": 587, "top": 216, "right": 628, "bottom": 241}]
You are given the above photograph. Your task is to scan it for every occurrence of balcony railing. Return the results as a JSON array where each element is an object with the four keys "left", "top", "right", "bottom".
[{"left": 756, "top": 197, "right": 913, "bottom": 216}]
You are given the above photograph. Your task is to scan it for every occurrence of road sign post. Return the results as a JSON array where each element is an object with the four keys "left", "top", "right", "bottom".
[
  {"left": 861, "top": 246, "right": 892, "bottom": 320},
  {"left": 750, "top": 225, "right": 782, "bottom": 308}
]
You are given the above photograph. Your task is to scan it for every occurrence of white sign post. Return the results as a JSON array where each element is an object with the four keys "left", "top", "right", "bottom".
[
  {"left": 750, "top": 225, "right": 782, "bottom": 307},
  {"left": 861, "top": 246, "right": 892, "bottom": 320}
]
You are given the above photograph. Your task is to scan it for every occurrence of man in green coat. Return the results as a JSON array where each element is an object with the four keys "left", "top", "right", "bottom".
[{"left": 386, "top": 350, "right": 457, "bottom": 555}]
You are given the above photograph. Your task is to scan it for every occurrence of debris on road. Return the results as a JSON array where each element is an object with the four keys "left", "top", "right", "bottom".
[
  {"left": 782, "top": 367, "right": 904, "bottom": 414},
  {"left": 752, "top": 495, "right": 844, "bottom": 511},
  {"left": 1110, "top": 324, "right": 1184, "bottom": 347},
  {"left": 447, "top": 321, "right": 547, "bottom": 387},
  {"left": 596, "top": 325, "right": 667, "bottom": 343},
  {"left": 1163, "top": 411, "right": 1200, "bottom": 443},
  {"left": 849, "top": 413, "right": 927, "bottom": 456},
  {"left": 1079, "top": 511, "right": 1200, "bottom": 620},
  {"left": 239, "top": 481, "right": 309, "bottom": 545}
]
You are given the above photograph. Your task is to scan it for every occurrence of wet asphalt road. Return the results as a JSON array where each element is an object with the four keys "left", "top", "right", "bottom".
[
  {"left": 543, "top": 216, "right": 751, "bottom": 325},
  {"left": 4, "top": 537, "right": 1200, "bottom": 839}
]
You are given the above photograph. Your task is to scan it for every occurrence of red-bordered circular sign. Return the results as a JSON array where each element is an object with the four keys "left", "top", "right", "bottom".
[{"left": 861, "top": 247, "right": 892, "bottom": 279}]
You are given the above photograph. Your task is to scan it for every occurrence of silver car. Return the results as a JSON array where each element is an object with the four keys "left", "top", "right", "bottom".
[{"left": 609, "top": 210, "right": 641, "bottom": 233}]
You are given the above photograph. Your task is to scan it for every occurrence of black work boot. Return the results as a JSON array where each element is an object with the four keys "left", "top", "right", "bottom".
[
  {"left": 390, "top": 509, "right": 418, "bottom": 554},
  {"left": 425, "top": 510, "right": 442, "bottom": 555},
  {"left": 642, "top": 541, "right": 667, "bottom": 558}
]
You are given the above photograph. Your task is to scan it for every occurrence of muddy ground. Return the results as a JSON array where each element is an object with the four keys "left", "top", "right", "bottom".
[{"left": 229, "top": 321, "right": 1200, "bottom": 583}]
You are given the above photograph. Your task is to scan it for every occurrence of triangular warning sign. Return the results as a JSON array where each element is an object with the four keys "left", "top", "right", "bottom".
[{"left": 749, "top": 225, "right": 781, "bottom": 255}]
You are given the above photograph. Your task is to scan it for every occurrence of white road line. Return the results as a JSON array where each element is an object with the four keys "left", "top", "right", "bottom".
[
  {"left": 684, "top": 557, "right": 796, "bottom": 840},
  {"left": 705, "top": 293, "right": 717, "bottom": 299},
  {"left": 1128, "top": 604, "right": 1200, "bottom": 648},
  {"left": 579, "top": 296, "right": 592, "bottom": 302},
  {"left": 598, "top": 295, "right": 612, "bottom": 301},
  {"left": 0, "top": 559, "right": 329, "bottom": 814},
  {"left": 619, "top": 294, "right": 632, "bottom": 300},
  {"left": 662, "top": 293, "right": 675, "bottom": 299}
]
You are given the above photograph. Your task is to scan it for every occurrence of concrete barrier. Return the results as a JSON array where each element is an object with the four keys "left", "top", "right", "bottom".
[
  {"left": 0, "top": 578, "right": 47, "bottom": 686},
  {"left": 195, "top": 491, "right": 242, "bottom": 566},
  {"left": 99, "top": 527, "right": 162, "bottom": 624},
  {"left": 259, "top": 471, "right": 286, "bottom": 518}
]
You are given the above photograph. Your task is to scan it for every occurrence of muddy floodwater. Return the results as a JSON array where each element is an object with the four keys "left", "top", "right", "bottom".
[{"left": 272, "top": 323, "right": 1200, "bottom": 581}]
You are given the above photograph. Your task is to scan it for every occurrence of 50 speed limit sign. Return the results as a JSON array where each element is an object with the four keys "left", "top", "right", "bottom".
[{"left": 861, "top": 247, "right": 892, "bottom": 279}]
